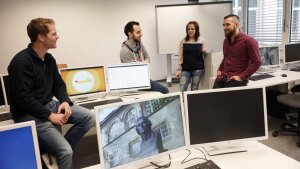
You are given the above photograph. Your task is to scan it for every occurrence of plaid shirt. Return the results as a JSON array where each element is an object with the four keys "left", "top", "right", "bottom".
[{"left": 217, "top": 32, "right": 261, "bottom": 81}]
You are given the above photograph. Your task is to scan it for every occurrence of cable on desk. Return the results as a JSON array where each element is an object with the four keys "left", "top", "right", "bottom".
[
  {"left": 150, "top": 154, "right": 172, "bottom": 169},
  {"left": 100, "top": 93, "right": 109, "bottom": 99},
  {"left": 181, "top": 148, "right": 208, "bottom": 164}
]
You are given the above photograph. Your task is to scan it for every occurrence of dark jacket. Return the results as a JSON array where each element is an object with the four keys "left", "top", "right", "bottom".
[{"left": 7, "top": 44, "right": 72, "bottom": 121}]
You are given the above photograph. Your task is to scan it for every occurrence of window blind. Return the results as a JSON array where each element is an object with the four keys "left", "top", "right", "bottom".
[
  {"left": 290, "top": 0, "right": 300, "bottom": 43},
  {"left": 247, "top": 0, "right": 283, "bottom": 44}
]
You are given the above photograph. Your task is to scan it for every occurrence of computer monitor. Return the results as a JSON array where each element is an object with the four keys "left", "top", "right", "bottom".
[
  {"left": 0, "top": 75, "right": 6, "bottom": 108},
  {"left": 60, "top": 66, "right": 106, "bottom": 97},
  {"left": 2, "top": 74, "right": 11, "bottom": 106},
  {"left": 106, "top": 63, "right": 151, "bottom": 92},
  {"left": 259, "top": 45, "right": 280, "bottom": 66},
  {"left": 94, "top": 92, "right": 187, "bottom": 169},
  {"left": 285, "top": 42, "right": 300, "bottom": 64},
  {"left": 0, "top": 121, "right": 42, "bottom": 169},
  {"left": 184, "top": 86, "right": 268, "bottom": 155}
]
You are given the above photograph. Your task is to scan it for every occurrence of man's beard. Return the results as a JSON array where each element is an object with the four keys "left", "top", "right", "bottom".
[
  {"left": 133, "top": 36, "right": 141, "bottom": 43},
  {"left": 224, "top": 29, "right": 235, "bottom": 39}
]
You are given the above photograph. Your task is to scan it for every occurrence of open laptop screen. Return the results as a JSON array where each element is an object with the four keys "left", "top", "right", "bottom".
[
  {"left": 60, "top": 66, "right": 106, "bottom": 96},
  {"left": 95, "top": 92, "right": 187, "bottom": 169}
]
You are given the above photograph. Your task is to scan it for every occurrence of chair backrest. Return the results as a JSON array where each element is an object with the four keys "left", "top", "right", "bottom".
[{"left": 57, "top": 64, "right": 68, "bottom": 69}]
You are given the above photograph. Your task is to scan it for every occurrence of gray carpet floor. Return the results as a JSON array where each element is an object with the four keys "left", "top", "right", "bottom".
[{"left": 73, "top": 81, "right": 300, "bottom": 169}]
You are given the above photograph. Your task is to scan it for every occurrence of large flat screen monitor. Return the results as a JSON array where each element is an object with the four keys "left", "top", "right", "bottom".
[
  {"left": 259, "top": 45, "right": 280, "bottom": 66},
  {"left": 0, "top": 121, "right": 42, "bottom": 169},
  {"left": 94, "top": 92, "right": 187, "bottom": 169},
  {"left": 0, "top": 75, "right": 6, "bottom": 108},
  {"left": 285, "top": 43, "right": 300, "bottom": 64},
  {"left": 106, "top": 63, "right": 151, "bottom": 92},
  {"left": 184, "top": 86, "right": 268, "bottom": 155},
  {"left": 60, "top": 66, "right": 106, "bottom": 97}
]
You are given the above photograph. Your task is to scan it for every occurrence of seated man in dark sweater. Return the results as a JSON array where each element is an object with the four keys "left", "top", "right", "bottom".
[{"left": 7, "top": 18, "right": 95, "bottom": 169}]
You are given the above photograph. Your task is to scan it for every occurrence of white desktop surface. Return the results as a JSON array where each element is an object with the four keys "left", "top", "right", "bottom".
[
  {"left": 73, "top": 91, "right": 162, "bottom": 105},
  {"left": 82, "top": 141, "right": 300, "bottom": 169},
  {"left": 248, "top": 70, "right": 300, "bottom": 87}
]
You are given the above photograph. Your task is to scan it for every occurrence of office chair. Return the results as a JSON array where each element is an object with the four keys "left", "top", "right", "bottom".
[
  {"left": 272, "top": 84, "right": 300, "bottom": 147},
  {"left": 57, "top": 63, "right": 68, "bottom": 69}
]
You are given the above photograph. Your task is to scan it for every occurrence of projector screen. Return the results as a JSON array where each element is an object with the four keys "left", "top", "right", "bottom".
[{"left": 155, "top": 1, "right": 232, "bottom": 54}]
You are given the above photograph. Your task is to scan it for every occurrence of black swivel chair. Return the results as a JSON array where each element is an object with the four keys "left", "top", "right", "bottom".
[{"left": 272, "top": 84, "right": 300, "bottom": 147}]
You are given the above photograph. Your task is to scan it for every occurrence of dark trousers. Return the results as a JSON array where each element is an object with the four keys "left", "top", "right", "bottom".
[{"left": 213, "top": 76, "right": 248, "bottom": 89}]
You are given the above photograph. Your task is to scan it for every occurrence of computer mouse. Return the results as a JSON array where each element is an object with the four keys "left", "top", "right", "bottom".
[{"left": 281, "top": 74, "right": 287, "bottom": 77}]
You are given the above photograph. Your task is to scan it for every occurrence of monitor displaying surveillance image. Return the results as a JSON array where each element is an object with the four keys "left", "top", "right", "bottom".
[{"left": 95, "top": 92, "right": 187, "bottom": 169}]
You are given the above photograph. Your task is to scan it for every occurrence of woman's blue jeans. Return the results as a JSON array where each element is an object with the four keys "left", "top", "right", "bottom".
[{"left": 179, "top": 69, "right": 205, "bottom": 92}]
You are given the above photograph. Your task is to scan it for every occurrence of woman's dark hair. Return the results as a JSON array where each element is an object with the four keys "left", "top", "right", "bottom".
[{"left": 184, "top": 21, "right": 200, "bottom": 41}]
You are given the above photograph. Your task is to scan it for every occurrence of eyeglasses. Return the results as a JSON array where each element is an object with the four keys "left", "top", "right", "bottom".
[{"left": 149, "top": 154, "right": 171, "bottom": 169}]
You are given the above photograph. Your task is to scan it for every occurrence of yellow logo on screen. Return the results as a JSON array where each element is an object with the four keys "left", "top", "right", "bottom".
[{"left": 72, "top": 71, "right": 95, "bottom": 93}]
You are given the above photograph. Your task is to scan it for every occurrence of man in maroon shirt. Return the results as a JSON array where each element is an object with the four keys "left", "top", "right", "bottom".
[{"left": 213, "top": 14, "right": 261, "bottom": 88}]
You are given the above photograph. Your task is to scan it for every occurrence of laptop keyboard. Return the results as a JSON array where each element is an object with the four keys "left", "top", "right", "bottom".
[
  {"left": 249, "top": 73, "right": 275, "bottom": 81},
  {"left": 185, "top": 160, "right": 221, "bottom": 169},
  {"left": 78, "top": 98, "right": 123, "bottom": 110}
]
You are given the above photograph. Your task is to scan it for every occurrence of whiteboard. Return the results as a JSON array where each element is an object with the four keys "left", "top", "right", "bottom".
[{"left": 155, "top": 2, "right": 232, "bottom": 54}]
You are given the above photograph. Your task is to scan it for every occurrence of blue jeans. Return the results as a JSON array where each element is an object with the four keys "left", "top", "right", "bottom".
[
  {"left": 142, "top": 79, "right": 169, "bottom": 94},
  {"left": 179, "top": 69, "right": 205, "bottom": 91},
  {"left": 15, "top": 100, "right": 95, "bottom": 169},
  {"left": 150, "top": 80, "right": 169, "bottom": 94}
]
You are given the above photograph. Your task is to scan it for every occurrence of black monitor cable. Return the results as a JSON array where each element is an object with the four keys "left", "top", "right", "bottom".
[
  {"left": 149, "top": 153, "right": 172, "bottom": 169},
  {"left": 181, "top": 147, "right": 208, "bottom": 164}
]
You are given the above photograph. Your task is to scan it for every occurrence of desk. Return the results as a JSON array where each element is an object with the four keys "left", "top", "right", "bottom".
[
  {"left": 248, "top": 70, "right": 300, "bottom": 87},
  {"left": 208, "top": 70, "right": 300, "bottom": 89},
  {"left": 73, "top": 91, "right": 162, "bottom": 105},
  {"left": 82, "top": 141, "right": 300, "bottom": 169}
]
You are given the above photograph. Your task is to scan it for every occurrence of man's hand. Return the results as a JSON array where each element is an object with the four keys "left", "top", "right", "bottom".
[
  {"left": 217, "top": 71, "right": 222, "bottom": 76},
  {"left": 48, "top": 113, "right": 67, "bottom": 126},
  {"left": 230, "top": 76, "right": 242, "bottom": 81},
  {"left": 58, "top": 102, "right": 72, "bottom": 122}
]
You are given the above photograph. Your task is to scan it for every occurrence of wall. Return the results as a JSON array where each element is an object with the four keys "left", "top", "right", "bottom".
[
  {"left": 0, "top": 0, "right": 187, "bottom": 80},
  {"left": 156, "top": 2, "right": 231, "bottom": 54}
]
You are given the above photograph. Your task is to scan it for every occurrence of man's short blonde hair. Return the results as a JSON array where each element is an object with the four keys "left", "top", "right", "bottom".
[{"left": 27, "top": 18, "right": 55, "bottom": 42}]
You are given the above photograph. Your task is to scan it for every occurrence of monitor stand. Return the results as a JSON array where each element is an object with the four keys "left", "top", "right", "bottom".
[{"left": 203, "top": 143, "right": 247, "bottom": 156}]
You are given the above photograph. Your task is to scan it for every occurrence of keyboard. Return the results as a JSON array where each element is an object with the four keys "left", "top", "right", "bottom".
[
  {"left": 249, "top": 73, "right": 275, "bottom": 81},
  {"left": 78, "top": 98, "right": 123, "bottom": 110},
  {"left": 0, "top": 112, "right": 12, "bottom": 121},
  {"left": 185, "top": 160, "right": 221, "bottom": 169},
  {"left": 290, "top": 67, "right": 300, "bottom": 72}
]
